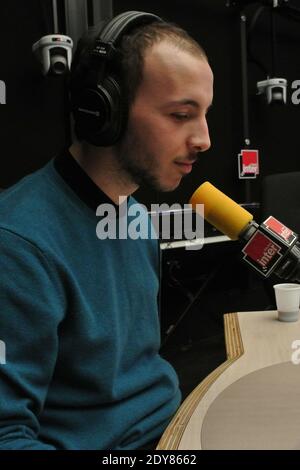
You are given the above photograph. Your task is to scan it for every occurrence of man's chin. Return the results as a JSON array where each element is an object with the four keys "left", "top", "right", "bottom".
[
  {"left": 158, "top": 179, "right": 182, "bottom": 192},
  {"left": 133, "top": 173, "right": 182, "bottom": 192}
]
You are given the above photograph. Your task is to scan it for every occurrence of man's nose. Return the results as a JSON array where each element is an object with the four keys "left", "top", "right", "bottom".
[{"left": 187, "top": 119, "right": 211, "bottom": 154}]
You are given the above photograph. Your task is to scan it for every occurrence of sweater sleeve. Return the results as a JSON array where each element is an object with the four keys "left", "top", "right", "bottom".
[{"left": 0, "top": 228, "right": 65, "bottom": 449}]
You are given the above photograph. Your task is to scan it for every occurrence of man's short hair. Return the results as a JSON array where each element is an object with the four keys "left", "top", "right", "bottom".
[{"left": 119, "top": 21, "right": 207, "bottom": 105}]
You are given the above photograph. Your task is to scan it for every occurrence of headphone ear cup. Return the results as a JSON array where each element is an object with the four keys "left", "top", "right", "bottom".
[
  {"left": 71, "top": 12, "right": 162, "bottom": 146},
  {"left": 73, "top": 75, "right": 124, "bottom": 146}
]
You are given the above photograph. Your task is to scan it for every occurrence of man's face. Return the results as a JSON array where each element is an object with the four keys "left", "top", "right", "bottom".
[{"left": 117, "top": 40, "right": 214, "bottom": 192}]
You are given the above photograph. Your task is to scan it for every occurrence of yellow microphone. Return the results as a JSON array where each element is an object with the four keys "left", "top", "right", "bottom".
[
  {"left": 189, "top": 181, "right": 300, "bottom": 282},
  {"left": 189, "top": 181, "right": 253, "bottom": 240}
]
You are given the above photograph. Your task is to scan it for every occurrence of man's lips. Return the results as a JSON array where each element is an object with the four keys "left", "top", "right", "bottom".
[
  {"left": 175, "top": 156, "right": 198, "bottom": 165},
  {"left": 174, "top": 161, "right": 195, "bottom": 174}
]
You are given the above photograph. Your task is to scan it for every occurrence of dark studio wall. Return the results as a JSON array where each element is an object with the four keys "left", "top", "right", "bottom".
[
  {"left": 0, "top": 0, "right": 68, "bottom": 189},
  {"left": 1, "top": 0, "right": 300, "bottom": 207}
]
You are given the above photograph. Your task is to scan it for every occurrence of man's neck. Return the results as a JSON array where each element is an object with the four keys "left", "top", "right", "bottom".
[{"left": 69, "top": 141, "right": 138, "bottom": 205}]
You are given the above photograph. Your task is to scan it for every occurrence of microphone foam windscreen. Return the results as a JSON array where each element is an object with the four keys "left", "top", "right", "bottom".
[{"left": 189, "top": 181, "right": 253, "bottom": 240}]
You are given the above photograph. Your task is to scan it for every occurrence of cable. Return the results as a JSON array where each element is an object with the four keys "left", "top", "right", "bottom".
[
  {"left": 247, "top": 5, "right": 269, "bottom": 75},
  {"left": 277, "top": 8, "right": 300, "bottom": 22},
  {"left": 52, "top": 0, "right": 59, "bottom": 34},
  {"left": 39, "top": 0, "right": 53, "bottom": 34},
  {"left": 167, "top": 260, "right": 194, "bottom": 302},
  {"left": 270, "top": 7, "right": 277, "bottom": 76},
  {"left": 160, "top": 262, "right": 223, "bottom": 349},
  {"left": 248, "top": 4, "right": 266, "bottom": 34}
]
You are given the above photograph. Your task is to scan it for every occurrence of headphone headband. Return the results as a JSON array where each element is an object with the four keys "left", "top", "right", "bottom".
[{"left": 99, "top": 11, "right": 162, "bottom": 45}]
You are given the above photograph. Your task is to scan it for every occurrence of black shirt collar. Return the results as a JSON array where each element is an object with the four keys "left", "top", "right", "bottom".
[{"left": 54, "top": 148, "right": 119, "bottom": 212}]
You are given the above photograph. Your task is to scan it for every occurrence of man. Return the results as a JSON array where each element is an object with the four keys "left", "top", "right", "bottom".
[{"left": 0, "top": 11, "right": 213, "bottom": 450}]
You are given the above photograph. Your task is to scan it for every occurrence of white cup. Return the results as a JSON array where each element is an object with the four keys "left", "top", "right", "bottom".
[{"left": 273, "top": 283, "right": 300, "bottom": 322}]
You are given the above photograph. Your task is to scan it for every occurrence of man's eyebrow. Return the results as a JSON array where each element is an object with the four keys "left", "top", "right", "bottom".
[
  {"left": 166, "top": 99, "right": 199, "bottom": 108},
  {"left": 165, "top": 99, "right": 213, "bottom": 111}
]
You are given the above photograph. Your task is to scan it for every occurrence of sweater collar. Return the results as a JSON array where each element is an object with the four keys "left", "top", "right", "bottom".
[{"left": 54, "top": 148, "right": 120, "bottom": 212}]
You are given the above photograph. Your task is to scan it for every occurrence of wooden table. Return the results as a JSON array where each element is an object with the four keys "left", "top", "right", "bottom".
[{"left": 157, "top": 311, "right": 300, "bottom": 450}]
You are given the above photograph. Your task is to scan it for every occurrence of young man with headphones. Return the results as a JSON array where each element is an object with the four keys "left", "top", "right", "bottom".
[{"left": 0, "top": 11, "right": 213, "bottom": 450}]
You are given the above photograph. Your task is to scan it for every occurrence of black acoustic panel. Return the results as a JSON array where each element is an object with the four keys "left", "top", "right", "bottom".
[{"left": 0, "top": 0, "right": 68, "bottom": 188}]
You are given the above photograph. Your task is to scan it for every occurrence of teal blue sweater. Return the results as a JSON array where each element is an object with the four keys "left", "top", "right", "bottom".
[{"left": 0, "top": 153, "right": 180, "bottom": 450}]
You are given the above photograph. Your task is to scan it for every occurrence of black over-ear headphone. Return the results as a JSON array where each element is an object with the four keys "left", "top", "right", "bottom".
[{"left": 71, "top": 11, "right": 163, "bottom": 147}]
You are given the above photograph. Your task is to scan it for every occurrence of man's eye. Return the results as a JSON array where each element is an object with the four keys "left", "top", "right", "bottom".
[{"left": 172, "top": 113, "right": 189, "bottom": 121}]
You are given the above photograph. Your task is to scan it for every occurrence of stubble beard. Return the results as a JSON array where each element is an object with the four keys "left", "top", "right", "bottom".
[{"left": 115, "top": 130, "right": 173, "bottom": 193}]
